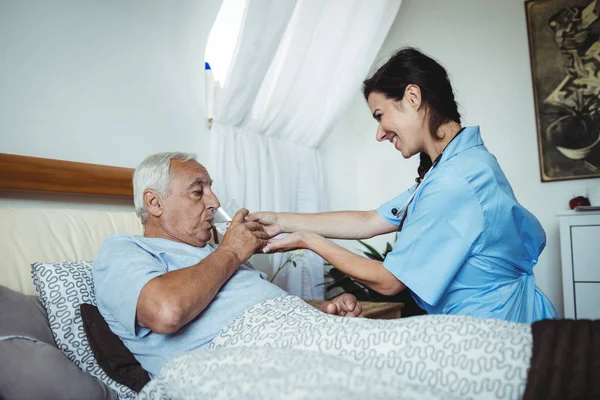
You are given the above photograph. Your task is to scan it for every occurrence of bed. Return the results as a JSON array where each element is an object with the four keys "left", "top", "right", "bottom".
[{"left": 0, "top": 152, "right": 597, "bottom": 400}]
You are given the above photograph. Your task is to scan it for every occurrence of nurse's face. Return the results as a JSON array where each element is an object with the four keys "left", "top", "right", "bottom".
[{"left": 367, "top": 87, "right": 427, "bottom": 159}]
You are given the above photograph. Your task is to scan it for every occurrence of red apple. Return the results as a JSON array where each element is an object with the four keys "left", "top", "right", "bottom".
[{"left": 569, "top": 196, "right": 591, "bottom": 209}]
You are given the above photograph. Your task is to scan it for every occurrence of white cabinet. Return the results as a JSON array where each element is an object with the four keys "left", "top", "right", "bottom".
[{"left": 559, "top": 211, "right": 600, "bottom": 319}]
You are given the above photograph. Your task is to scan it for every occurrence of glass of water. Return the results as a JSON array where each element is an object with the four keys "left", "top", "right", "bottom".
[{"left": 212, "top": 199, "right": 241, "bottom": 237}]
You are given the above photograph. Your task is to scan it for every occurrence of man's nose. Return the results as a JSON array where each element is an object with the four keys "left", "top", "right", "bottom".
[{"left": 206, "top": 192, "right": 220, "bottom": 211}]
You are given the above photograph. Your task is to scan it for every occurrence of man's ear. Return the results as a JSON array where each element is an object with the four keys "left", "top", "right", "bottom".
[
  {"left": 144, "top": 189, "right": 164, "bottom": 218},
  {"left": 404, "top": 84, "right": 422, "bottom": 109}
]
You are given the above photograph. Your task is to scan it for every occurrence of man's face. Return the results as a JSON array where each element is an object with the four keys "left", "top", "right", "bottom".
[{"left": 158, "top": 159, "right": 220, "bottom": 247}]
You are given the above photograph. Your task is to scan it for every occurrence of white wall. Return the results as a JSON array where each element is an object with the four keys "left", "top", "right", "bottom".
[
  {"left": 0, "top": 0, "right": 220, "bottom": 209},
  {"left": 321, "top": 0, "right": 600, "bottom": 316}
]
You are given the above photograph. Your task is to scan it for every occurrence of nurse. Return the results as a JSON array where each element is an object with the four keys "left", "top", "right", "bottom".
[{"left": 249, "top": 47, "right": 557, "bottom": 323}]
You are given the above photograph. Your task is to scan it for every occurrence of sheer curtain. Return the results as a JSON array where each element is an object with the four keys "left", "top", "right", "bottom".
[{"left": 210, "top": 0, "right": 402, "bottom": 298}]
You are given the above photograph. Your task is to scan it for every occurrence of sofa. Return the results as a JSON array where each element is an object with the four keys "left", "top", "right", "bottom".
[{"left": 0, "top": 207, "right": 142, "bottom": 400}]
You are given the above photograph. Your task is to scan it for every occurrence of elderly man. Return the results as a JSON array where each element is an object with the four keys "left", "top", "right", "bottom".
[{"left": 92, "top": 152, "right": 362, "bottom": 377}]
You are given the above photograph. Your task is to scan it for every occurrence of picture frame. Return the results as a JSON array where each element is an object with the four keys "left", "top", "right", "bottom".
[{"left": 525, "top": 0, "right": 600, "bottom": 181}]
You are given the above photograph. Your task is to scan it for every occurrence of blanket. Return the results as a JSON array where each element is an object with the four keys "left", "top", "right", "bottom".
[
  {"left": 137, "top": 346, "right": 461, "bottom": 400},
  {"left": 137, "top": 295, "right": 533, "bottom": 400}
]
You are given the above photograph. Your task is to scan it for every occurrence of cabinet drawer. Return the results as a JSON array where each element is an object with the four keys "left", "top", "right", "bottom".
[
  {"left": 571, "top": 226, "right": 600, "bottom": 282},
  {"left": 575, "top": 283, "right": 600, "bottom": 319}
]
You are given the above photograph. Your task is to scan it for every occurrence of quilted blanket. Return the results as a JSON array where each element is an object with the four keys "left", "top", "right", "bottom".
[{"left": 137, "top": 295, "right": 532, "bottom": 400}]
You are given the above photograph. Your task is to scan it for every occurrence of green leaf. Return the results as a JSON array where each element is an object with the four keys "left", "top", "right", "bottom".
[
  {"left": 364, "top": 251, "right": 384, "bottom": 261},
  {"left": 358, "top": 240, "right": 384, "bottom": 261},
  {"left": 326, "top": 276, "right": 355, "bottom": 291},
  {"left": 327, "top": 268, "right": 347, "bottom": 280},
  {"left": 358, "top": 240, "right": 379, "bottom": 254},
  {"left": 384, "top": 242, "right": 393, "bottom": 255}
]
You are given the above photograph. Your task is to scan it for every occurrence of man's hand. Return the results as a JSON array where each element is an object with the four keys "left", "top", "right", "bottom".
[
  {"left": 261, "top": 231, "right": 310, "bottom": 253},
  {"left": 247, "top": 212, "right": 282, "bottom": 238},
  {"left": 219, "top": 209, "right": 269, "bottom": 264},
  {"left": 320, "top": 293, "right": 363, "bottom": 317}
]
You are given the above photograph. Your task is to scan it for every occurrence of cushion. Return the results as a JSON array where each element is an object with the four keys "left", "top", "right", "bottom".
[
  {"left": 0, "top": 207, "right": 143, "bottom": 295},
  {"left": 81, "top": 303, "right": 150, "bottom": 392},
  {"left": 0, "top": 284, "right": 54, "bottom": 344},
  {"left": 0, "top": 338, "right": 117, "bottom": 400},
  {"left": 31, "top": 261, "right": 137, "bottom": 400},
  {"left": 0, "top": 285, "right": 115, "bottom": 400}
]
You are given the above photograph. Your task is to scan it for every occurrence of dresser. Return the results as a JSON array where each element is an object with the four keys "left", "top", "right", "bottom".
[{"left": 558, "top": 211, "right": 600, "bottom": 319}]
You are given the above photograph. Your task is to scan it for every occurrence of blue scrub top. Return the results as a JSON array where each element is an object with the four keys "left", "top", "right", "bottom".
[{"left": 377, "top": 126, "right": 557, "bottom": 323}]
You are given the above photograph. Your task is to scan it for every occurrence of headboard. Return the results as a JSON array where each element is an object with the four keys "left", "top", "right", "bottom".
[
  {"left": 0, "top": 152, "right": 134, "bottom": 197},
  {"left": 0, "top": 153, "right": 142, "bottom": 295}
]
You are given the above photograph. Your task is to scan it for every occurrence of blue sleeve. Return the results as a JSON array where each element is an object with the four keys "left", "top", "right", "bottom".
[
  {"left": 376, "top": 183, "right": 418, "bottom": 226},
  {"left": 382, "top": 174, "right": 484, "bottom": 306},
  {"left": 92, "top": 235, "right": 166, "bottom": 337}
]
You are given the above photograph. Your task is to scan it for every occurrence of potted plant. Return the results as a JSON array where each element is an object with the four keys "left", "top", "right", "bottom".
[{"left": 546, "top": 87, "right": 600, "bottom": 160}]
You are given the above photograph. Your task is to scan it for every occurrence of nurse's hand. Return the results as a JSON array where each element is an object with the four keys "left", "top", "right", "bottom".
[
  {"left": 261, "top": 231, "right": 309, "bottom": 253},
  {"left": 320, "top": 294, "right": 363, "bottom": 317},
  {"left": 247, "top": 212, "right": 282, "bottom": 238}
]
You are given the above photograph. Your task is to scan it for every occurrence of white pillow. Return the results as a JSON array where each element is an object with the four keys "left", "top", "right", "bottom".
[{"left": 31, "top": 261, "right": 136, "bottom": 400}]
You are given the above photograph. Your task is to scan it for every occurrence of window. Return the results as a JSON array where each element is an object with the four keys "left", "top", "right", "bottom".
[
  {"left": 205, "top": 0, "right": 247, "bottom": 126},
  {"left": 206, "top": 0, "right": 247, "bottom": 84}
]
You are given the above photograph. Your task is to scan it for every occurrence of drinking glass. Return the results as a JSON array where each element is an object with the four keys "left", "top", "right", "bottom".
[{"left": 212, "top": 199, "right": 241, "bottom": 236}]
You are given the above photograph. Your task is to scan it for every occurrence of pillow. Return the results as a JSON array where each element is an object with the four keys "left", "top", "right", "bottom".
[
  {"left": 0, "top": 284, "right": 54, "bottom": 344},
  {"left": 81, "top": 303, "right": 150, "bottom": 392},
  {"left": 0, "top": 338, "right": 117, "bottom": 400},
  {"left": 31, "top": 262, "right": 137, "bottom": 400},
  {"left": 0, "top": 285, "right": 115, "bottom": 400}
]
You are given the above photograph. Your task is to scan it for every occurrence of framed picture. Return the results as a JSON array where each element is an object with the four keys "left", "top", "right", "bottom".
[{"left": 525, "top": 0, "right": 600, "bottom": 181}]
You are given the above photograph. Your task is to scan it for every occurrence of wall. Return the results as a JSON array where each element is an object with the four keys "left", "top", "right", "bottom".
[
  {"left": 0, "top": 0, "right": 220, "bottom": 209},
  {"left": 2, "top": 0, "right": 599, "bottom": 309},
  {"left": 321, "top": 0, "right": 600, "bottom": 316}
]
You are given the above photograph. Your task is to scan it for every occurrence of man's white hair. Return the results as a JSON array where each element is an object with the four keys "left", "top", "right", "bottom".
[{"left": 133, "top": 152, "right": 197, "bottom": 225}]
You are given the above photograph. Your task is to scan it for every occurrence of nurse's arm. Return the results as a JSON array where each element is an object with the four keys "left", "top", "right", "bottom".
[
  {"left": 264, "top": 231, "right": 405, "bottom": 295},
  {"left": 251, "top": 210, "right": 397, "bottom": 240}
]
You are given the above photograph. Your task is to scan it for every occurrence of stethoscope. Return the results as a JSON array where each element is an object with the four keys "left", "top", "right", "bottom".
[
  {"left": 391, "top": 127, "right": 465, "bottom": 219},
  {"left": 390, "top": 161, "right": 437, "bottom": 218}
]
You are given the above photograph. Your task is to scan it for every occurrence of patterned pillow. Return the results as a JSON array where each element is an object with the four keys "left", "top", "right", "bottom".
[{"left": 31, "top": 261, "right": 136, "bottom": 400}]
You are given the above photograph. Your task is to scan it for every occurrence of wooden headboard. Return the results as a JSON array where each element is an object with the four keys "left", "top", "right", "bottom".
[
  {"left": 0, "top": 152, "right": 222, "bottom": 244},
  {"left": 0, "top": 153, "right": 134, "bottom": 197}
]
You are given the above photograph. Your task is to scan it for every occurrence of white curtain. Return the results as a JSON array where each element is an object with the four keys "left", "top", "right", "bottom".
[{"left": 209, "top": 0, "right": 402, "bottom": 298}]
